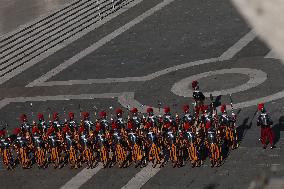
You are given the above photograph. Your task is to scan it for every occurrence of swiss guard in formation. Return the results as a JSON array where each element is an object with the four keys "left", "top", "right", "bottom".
[
  {"left": 181, "top": 104, "right": 194, "bottom": 132},
  {"left": 127, "top": 108, "right": 142, "bottom": 131},
  {"left": 257, "top": 103, "right": 275, "bottom": 149},
  {"left": 68, "top": 112, "right": 78, "bottom": 132},
  {"left": 0, "top": 80, "right": 279, "bottom": 170}
]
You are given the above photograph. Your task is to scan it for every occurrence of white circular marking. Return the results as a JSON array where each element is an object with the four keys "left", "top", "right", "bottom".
[{"left": 171, "top": 68, "right": 267, "bottom": 97}]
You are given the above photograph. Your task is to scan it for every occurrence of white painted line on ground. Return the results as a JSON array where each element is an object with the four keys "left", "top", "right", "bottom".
[
  {"left": 0, "top": 0, "right": 143, "bottom": 85},
  {"left": 37, "top": 58, "right": 219, "bottom": 86},
  {"left": 269, "top": 154, "right": 280, "bottom": 157},
  {"left": 121, "top": 164, "right": 160, "bottom": 189},
  {"left": 265, "top": 50, "right": 281, "bottom": 59},
  {"left": 0, "top": 93, "right": 122, "bottom": 108},
  {"left": 27, "top": 0, "right": 177, "bottom": 87},
  {"left": 219, "top": 30, "right": 256, "bottom": 61},
  {"left": 171, "top": 68, "right": 267, "bottom": 97},
  {"left": 60, "top": 164, "right": 103, "bottom": 189},
  {"left": 37, "top": 30, "right": 256, "bottom": 87}
]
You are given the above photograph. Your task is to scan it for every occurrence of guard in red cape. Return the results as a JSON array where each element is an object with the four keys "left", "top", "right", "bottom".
[
  {"left": 181, "top": 104, "right": 194, "bottom": 132},
  {"left": 192, "top": 80, "right": 205, "bottom": 118},
  {"left": 127, "top": 107, "right": 142, "bottom": 131},
  {"left": 257, "top": 103, "right": 275, "bottom": 149}
]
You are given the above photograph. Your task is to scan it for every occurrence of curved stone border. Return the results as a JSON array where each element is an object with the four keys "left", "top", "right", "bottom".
[{"left": 171, "top": 68, "right": 267, "bottom": 97}]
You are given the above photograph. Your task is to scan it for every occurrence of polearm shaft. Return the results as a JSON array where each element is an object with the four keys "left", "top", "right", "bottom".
[{"left": 229, "top": 94, "right": 234, "bottom": 115}]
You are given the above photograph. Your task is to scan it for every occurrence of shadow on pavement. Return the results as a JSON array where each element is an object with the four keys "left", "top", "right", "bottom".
[
  {"left": 236, "top": 116, "right": 250, "bottom": 143},
  {"left": 203, "top": 183, "right": 217, "bottom": 189},
  {"left": 272, "top": 116, "right": 284, "bottom": 145}
]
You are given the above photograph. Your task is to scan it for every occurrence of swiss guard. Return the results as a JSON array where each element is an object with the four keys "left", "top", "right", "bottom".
[
  {"left": 181, "top": 104, "right": 194, "bottom": 132},
  {"left": 200, "top": 105, "right": 212, "bottom": 131},
  {"left": 37, "top": 113, "right": 47, "bottom": 133},
  {"left": 98, "top": 111, "right": 109, "bottom": 132},
  {"left": 218, "top": 105, "right": 232, "bottom": 132},
  {"left": 112, "top": 108, "right": 126, "bottom": 130},
  {"left": 68, "top": 112, "right": 78, "bottom": 132},
  {"left": 192, "top": 80, "right": 205, "bottom": 118},
  {"left": 144, "top": 107, "right": 156, "bottom": 131},
  {"left": 162, "top": 106, "right": 176, "bottom": 131},
  {"left": 257, "top": 103, "right": 275, "bottom": 149},
  {"left": 52, "top": 112, "right": 61, "bottom": 132},
  {"left": 20, "top": 114, "right": 31, "bottom": 133},
  {"left": 127, "top": 107, "right": 142, "bottom": 131},
  {"left": 82, "top": 112, "right": 94, "bottom": 132}
]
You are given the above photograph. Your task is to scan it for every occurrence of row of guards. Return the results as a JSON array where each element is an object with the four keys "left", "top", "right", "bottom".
[{"left": 0, "top": 81, "right": 273, "bottom": 170}]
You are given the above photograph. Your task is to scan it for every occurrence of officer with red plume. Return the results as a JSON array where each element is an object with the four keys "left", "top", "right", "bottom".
[
  {"left": 257, "top": 103, "right": 275, "bottom": 149},
  {"left": 181, "top": 104, "right": 194, "bottom": 131},
  {"left": 19, "top": 114, "right": 31, "bottom": 133},
  {"left": 192, "top": 80, "right": 205, "bottom": 118},
  {"left": 127, "top": 107, "right": 142, "bottom": 131}
]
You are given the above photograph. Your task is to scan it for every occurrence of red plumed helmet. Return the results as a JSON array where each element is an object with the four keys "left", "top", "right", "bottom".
[
  {"left": 116, "top": 108, "right": 123, "bottom": 115},
  {"left": 258, "top": 103, "right": 264, "bottom": 111},
  {"left": 37, "top": 113, "right": 44, "bottom": 120},
  {"left": 164, "top": 106, "right": 171, "bottom": 114},
  {"left": 82, "top": 112, "right": 90, "bottom": 119},
  {"left": 69, "top": 112, "right": 74, "bottom": 118},
  {"left": 131, "top": 108, "right": 138, "bottom": 114},
  {"left": 0, "top": 130, "right": 6, "bottom": 137},
  {"left": 183, "top": 104, "right": 190, "bottom": 112},
  {"left": 32, "top": 127, "right": 39, "bottom": 134},
  {"left": 13, "top": 127, "right": 21, "bottom": 135},
  {"left": 53, "top": 112, "right": 59, "bottom": 120},
  {"left": 221, "top": 104, "right": 226, "bottom": 113},
  {"left": 192, "top": 80, "right": 198, "bottom": 89},
  {"left": 99, "top": 111, "right": 107, "bottom": 118},
  {"left": 20, "top": 114, "right": 27, "bottom": 122},
  {"left": 147, "top": 107, "right": 153, "bottom": 113}
]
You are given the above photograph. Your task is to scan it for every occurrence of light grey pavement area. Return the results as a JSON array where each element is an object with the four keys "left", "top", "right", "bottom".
[{"left": 0, "top": 0, "right": 73, "bottom": 35}]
